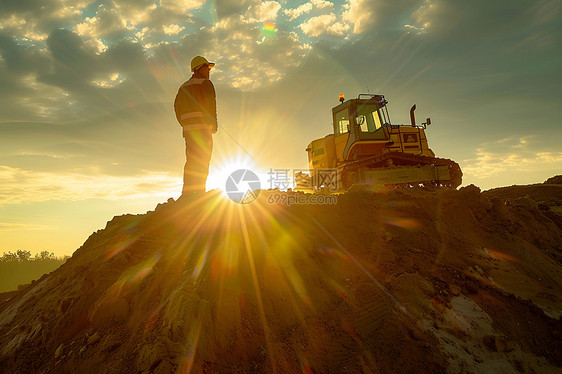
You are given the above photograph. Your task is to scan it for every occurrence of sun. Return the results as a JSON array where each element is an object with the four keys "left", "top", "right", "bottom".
[{"left": 206, "top": 153, "right": 269, "bottom": 196}]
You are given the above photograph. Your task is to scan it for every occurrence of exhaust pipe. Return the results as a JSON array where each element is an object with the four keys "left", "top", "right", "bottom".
[{"left": 410, "top": 104, "right": 416, "bottom": 127}]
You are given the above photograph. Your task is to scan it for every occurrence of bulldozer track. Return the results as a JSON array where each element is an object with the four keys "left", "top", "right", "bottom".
[{"left": 340, "top": 151, "right": 462, "bottom": 188}]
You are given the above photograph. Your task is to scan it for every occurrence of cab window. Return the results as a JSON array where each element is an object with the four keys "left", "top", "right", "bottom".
[
  {"left": 356, "top": 104, "right": 383, "bottom": 133},
  {"left": 334, "top": 109, "right": 349, "bottom": 136}
]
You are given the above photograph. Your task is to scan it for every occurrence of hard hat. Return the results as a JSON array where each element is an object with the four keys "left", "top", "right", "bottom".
[{"left": 191, "top": 56, "right": 215, "bottom": 72}]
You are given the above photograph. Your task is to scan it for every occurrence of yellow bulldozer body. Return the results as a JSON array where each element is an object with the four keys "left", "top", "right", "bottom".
[{"left": 300, "top": 94, "right": 461, "bottom": 191}]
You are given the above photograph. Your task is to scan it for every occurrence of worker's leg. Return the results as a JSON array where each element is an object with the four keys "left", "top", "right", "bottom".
[{"left": 183, "top": 129, "right": 213, "bottom": 194}]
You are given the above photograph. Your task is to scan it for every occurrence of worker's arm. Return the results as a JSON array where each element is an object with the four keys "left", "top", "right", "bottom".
[
  {"left": 202, "top": 80, "right": 218, "bottom": 134},
  {"left": 173, "top": 85, "right": 186, "bottom": 126}
]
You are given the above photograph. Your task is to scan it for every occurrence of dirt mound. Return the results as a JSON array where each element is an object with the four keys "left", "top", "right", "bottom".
[
  {"left": 545, "top": 175, "right": 562, "bottom": 185},
  {"left": 483, "top": 177, "right": 562, "bottom": 216},
  {"left": 1, "top": 183, "right": 561, "bottom": 373}
]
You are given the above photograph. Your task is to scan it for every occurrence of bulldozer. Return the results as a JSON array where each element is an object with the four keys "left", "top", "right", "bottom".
[{"left": 295, "top": 94, "right": 462, "bottom": 191}]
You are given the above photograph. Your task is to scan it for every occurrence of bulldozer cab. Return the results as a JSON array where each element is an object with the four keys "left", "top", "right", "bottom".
[
  {"left": 300, "top": 92, "right": 460, "bottom": 190},
  {"left": 332, "top": 95, "right": 390, "bottom": 140}
]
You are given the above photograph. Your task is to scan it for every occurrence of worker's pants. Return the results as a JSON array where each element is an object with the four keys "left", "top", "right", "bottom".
[{"left": 183, "top": 129, "right": 213, "bottom": 194}]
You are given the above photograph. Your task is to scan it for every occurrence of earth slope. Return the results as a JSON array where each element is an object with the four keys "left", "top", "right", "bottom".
[{"left": 1, "top": 181, "right": 561, "bottom": 373}]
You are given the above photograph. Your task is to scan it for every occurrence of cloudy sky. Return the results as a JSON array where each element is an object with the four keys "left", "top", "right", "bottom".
[{"left": 1, "top": 0, "right": 561, "bottom": 255}]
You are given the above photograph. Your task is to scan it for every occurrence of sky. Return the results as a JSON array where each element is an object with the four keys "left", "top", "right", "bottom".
[{"left": 0, "top": 0, "right": 561, "bottom": 256}]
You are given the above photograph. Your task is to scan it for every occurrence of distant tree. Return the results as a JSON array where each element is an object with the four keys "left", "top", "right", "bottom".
[
  {"left": 1, "top": 251, "right": 17, "bottom": 262},
  {"left": 16, "top": 250, "right": 32, "bottom": 261},
  {"left": 1, "top": 250, "right": 66, "bottom": 262},
  {"left": 35, "top": 250, "right": 55, "bottom": 260}
]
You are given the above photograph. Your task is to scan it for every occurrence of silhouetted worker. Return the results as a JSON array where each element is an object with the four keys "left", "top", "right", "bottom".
[{"left": 174, "top": 56, "right": 218, "bottom": 198}]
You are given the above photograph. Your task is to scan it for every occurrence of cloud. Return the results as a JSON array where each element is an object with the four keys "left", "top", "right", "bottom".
[
  {"left": 0, "top": 0, "right": 85, "bottom": 42},
  {"left": 42, "top": 28, "right": 100, "bottom": 88},
  {"left": 92, "top": 72, "right": 125, "bottom": 88},
  {"left": 0, "top": 33, "right": 31, "bottom": 72},
  {"left": 299, "top": 14, "right": 337, "bottom": 37},
  {"left": 162, "top": 24, "right": 185, "bottom": 35},
  {"left": 214, "top": 0, "right": 262, "bottom": 20},
  {"left": 112, "top": 0, "right": 158, "bottom": 25},
  {"left": 284, "top": 2, "right": 314, "bottom": 21},
  {"left": 311, "top": 0, "right": 334, "bottom": 9},
  {"left": 341, "top": 0, "right": 430, "bottom": 34},
  {"left": 327, "top": 21, "right": 350, "bottom": 36},
  {"left": 70, "top": 1, "right": 199, "bottom": 43},
  {"left": 74, "top": 4, "right": 128, "bottom": 39},
  {"left": 29, "top": 28, "right": 148, "bottom": 97},
  {"left": 342, "top": 0, "right": 376, "bottom": 34},
  {"left": 462, "top": 137, "right": 562, "bottom": 179},
  {"left": 0, "top": 0, "right": 438, "bottom": 94},
  {"left": 0, "top": 222, "right": 55, "bottom": 233},
  {"left": 251, "top": 1, "right": 282, "bottom": 22},
  {"left": 284, "top": 0, "right": 333, "bottom": 21},
  {"left": 296, "top": 10, "right": 349, "bottom": 37},
  {"left": 409, "top": 0, "right": 560, "bottom": 49},
  {"left": 0, "top": 0, "right": 49, "bottom": 13},
  {"left": 104, "top": 39, "right": 146, "bottom": 71},
  {"left": 0, "top": 166, "right": 180, "bottom": 204},
  {"left": 173, "top": 15, "right": 310, "bottom": 90},
  {"left": 159, "top": 0, "right": 206, "bottom": 13},
  {"left": 0, "top": 32, "right": 50, "bottom": 76}
]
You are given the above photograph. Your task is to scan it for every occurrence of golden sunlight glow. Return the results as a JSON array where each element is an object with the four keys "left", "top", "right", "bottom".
[{"left": 206, "top": 152, "right": 270, "bottom": 195}]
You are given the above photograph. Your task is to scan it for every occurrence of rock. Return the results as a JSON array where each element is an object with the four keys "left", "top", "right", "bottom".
[
  {"left": 483, "top": 335, "right": 514, "bottom": 353},
  {"left": 87, "top": 332, "right": 100, "bottom": 346},
  {"left": 163, "top": 290, "right": 215, "bottom": 361},
  {"left": 137, "top": 336, "right": 188, "bottom": 373},
  {"left": 164, "top": 290, "right": 201, "bottom": 343},
  {"left": 101, "top": 334, "right": 121, "bottom": 352},
  {"left": 483, "top": 335, "right": 497, "bottom": 351},
  {"left": 495, "top": 335, "right": 514, "bottom": 353},
  {"left": 54, "top": 343, "right": 64, "bottom": 359},
  {"left": 449, "top": 284, "right": 462, "bottom": 296}
]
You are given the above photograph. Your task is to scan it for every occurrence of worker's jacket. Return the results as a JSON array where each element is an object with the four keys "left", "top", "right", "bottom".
[{"left": 174, "top": 72, "right": 217, "bottom": 134}]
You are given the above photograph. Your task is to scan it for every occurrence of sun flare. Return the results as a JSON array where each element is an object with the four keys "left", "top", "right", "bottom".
[{"left": 206, "top": 153, "right": 269, "bottom": 196}]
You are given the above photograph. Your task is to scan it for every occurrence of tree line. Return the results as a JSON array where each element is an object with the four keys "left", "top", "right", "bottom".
[
  {"left": 1, "top": 249, "right": 69, "bottom": 262},
  {"left": 0, "top": 250, "right": 70, "bottom": 293}
]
